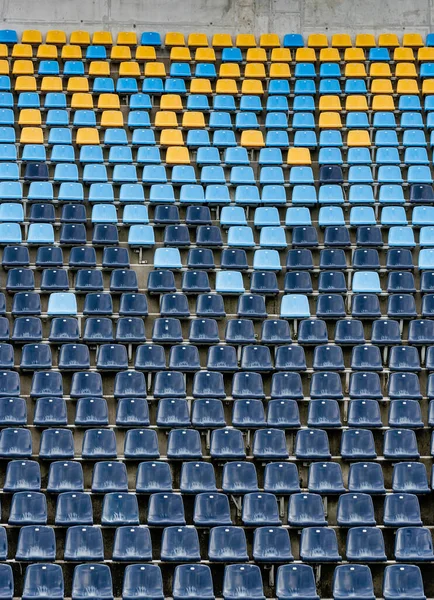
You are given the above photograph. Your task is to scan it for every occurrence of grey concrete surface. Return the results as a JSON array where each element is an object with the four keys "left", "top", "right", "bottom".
[{"left": 0, "top": 0, "right": 430, "bottom": 37}]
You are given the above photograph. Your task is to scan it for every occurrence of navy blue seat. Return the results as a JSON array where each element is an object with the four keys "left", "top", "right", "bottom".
[
  {"left": 22, "top": 563, "right": 63, "bottom": 600},
  {"left": 112, "top": 526, "right": 152, "bottom": 561},
  {"left": 16, "top": 526, "right": 55, "bottom": 561},
  {"left": 136, "top": 461, "right": 172, "bottom": 493},
  {"left": 211, "top": 428, "right": 245, "bottom": 459},
  {"left": 122, "top": 565, "right": 163, "bottom": 600},
  {"left": 49, "top": 318, "right": 80, "bottom": 343},
  {"left": 295, "top": 429, "right": 331, "bottom": 459},
  {"left": 64, "top": 525, "right": 104, "bottom": 561},
  {"left": 193, "top": 371, "right": 225, "bottom": 398},
  {"left": 348, "top": 462, "right": 386, "bottom": 494},
  {"left": 223, "top": 564, "right": 264, "bottom": 600},
  {"left": 193, "top": 492, "right": 232, "bottom": 526},
  {"left": 196, "top": 294, "right": 226, "bottom": 318},
  {"left": 47, "top": 461, "right": 83, "bottom": 493},
  {"left": 124, "top": 429, "right": 159, "bottom": 459},
  {"left": 298, "top": 319, "right": 328, "bottom": 344},
  {"left": 154, "top": 370, "right": 186, "bottom": 397},
  {"left": 0, "top": 427, "right": 31, "bottom": 457},
  {"left": 388, "top": 372, "right": 422, "bottom": 399},
  {"left": 253, "top": 526, "right": 293, "bottom": 563},
  {"left": 300, "top": 527, "right": 341, "bottom": 562},
  {"left": 392, "top": 462, "right": 430, "bottom": 494},
  {"left": 173, "top": 564, "right": 214, "bottom": 600},
  {"left": 383, "top": 564, "right": 426, "bottom": 600},
  {"left": 69, "top": 247, "right": 96, "bottom": 268},
  {"left": 96, "top": 344, "right": 128, "bottom": 370},
  {"left": 160, "top": 526, "right": 201, "bottom": 562},
  {"left": 348, "top": 399, "right": 382, "bottom": 427},
  {"left": 9, "top": 491, "right": 47, "bottom": 524},
  {"left": 232, "top": 371, "right": 264, "bottom": 398},
  {"left": 167, "top": 428, "right": 202, "bottom": 459},
  {"left": 192, "top": 398, "right": 226, "bottom": 428},
  {"left": 156, "top": 398, "right": 190, "bottom": 427},
  {"left": 116, "top": 317, "right": 146, "bottom": 342},
  {"left": 147, "top": 492, "right": 186, "bottom": 526},
  {"left": 12, "top": 292, "right": 41, "bottom": 316},
  {"left": 337, "top": 492, "right": 376, "bottom": 526},
  {"left": 384, "top": 493, "right": 422, "bottom": 526},
  {"left": 276, "top": 564, "right": 319, "bottom": 600},
  {"left": 75, "top": 397, "right": 108, "bottom": 426},
  {"left": 55, "top": 492, "right": 93, "bottom": 525},
  {"left": 346, "top": 526, "right": 386, "bottom": 562},
  {"left": 333, "top": 565, "right": 375, "bottom": 600},
  {"left": 72, "top": 564, "right": 112, "bottom": 599},
  {"left": 341, "top": 429, "right": 377, "bottom": 459},
  {"left": 82, "top": 428, "right": 117, "bottom": 459},
  {"left": 310, "top": 371, "right": 343, "bottom": 399},
  {"left": 70, "top": 371, "right": 102, "bottom": 398},
  {"left": 313, "top": 345, "right": 344, "bottom": 371},
  {"left": 395, "top": 527, "right": 434, "bottom": 562},
  {"left": 308, "top": 462, "right": 345, "bottom": 494},
  {"left": 180, "top": 461, "right": 217, "bottom": 494},
  {"left": 232, "top": 399, "right": 266, "bottom": 427},
  {"left": 39, "top": 428, "right": 73, "bottom": 459},
  {"left": 12, "top": 317, "right": 42, "bottom": 342},
  {"left": 152, "top": 318, "right": 183, "bottom": 344},
  {"left": 307, "top": 399, "right": 342, "bottom": 427},
  {"left": 187, "top": 248, "right": 215, "bottom": 269},
  {"left": 349, "top": 372, "right": 382, "bottom": 399},
  {"left": 389, "top": 400, "right": 423, "bottom": 428},
  {"left": 208, "top": 526, "right": 248, "bottom": 562},
  {"left": 284, "top": 271, "right": 313, "bottom": 293}
]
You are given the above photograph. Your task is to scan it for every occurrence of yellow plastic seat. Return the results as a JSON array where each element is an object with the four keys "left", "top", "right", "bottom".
[
  {"left": 144, "top": 62, "right": 166, "bottom": 77},
  {"left": 166, "top": 146, "right": 190, "bottom": 164},
  {"left": 97, "top": 94, "right": 120, "bottom": 109},
  {"left": 100, "top": 110, "right": 124, "bottom": 127},
  {"left": 182, "top": 112, "right": 206, "bottom": 128},
  {"left": 260, "top": 33, "right": 280, "bottom": 48},
  {"left": 12, "top": 44, "right": 32, "bottom": 58},
  {"left": 422, "top": 79, "right": 434, "bottom": 95},
  {"left": 155, "top": 111, "right": 178, "bottom": 128},
  {"left": 345, "top": 95, "right": 369, "bottom": 111},
  {"left": 61, "top": 45, "right": 82, "bottom": 59},
  {"left": 319, "top": 48, "right": 340, "bottom": 62},
  {"left": 190, "top": 79, "right": 213, "bottom": 94},
  {"left": 219, "top": 63, "right": 241, "bottom": 78},
  {"left": 369, "top": 63, "right": 392, "bottom": 77},
  {"left": 270, "top": 48, "right": 291, "bottom": 62},
  {"left": 22, "top": 30, "right": 42, "bottom": 45},
  {"left": 117, "top": 32, "right": 137, "bottom": 46},
  {"left": 18, "top": 109, "right": 42, "bottom": 126},
  {"left": 347, "top": 130, "right": 371, "bottom": 147},
  {"left": 15, "top": 76, "right": 37, "bottom": 91},
  {"left": 46, "top": 30, "right": 66, "bottom": 45},
  {"left": 136, "top": 46, "right": 157, "bottom": 61},
  {"left": 393, "top": 47, "right": 415, "bottom": 61},
  {"left": 344, "top": 47, "right": 365, "bottom": 61},
  {"left": 215, "top": 78, "right": 238, "bottom": 94},
  {"left": 295, "top": 47, "right": 316, "bottom": 62},
  {"left": 160, "top": 94, "right": 183, "bottom": 110},
  {"left": 170, "top": 47, "right": 191, "bottom": 61},
  {"left": 0, "top": 45, "right": 8, "bottom": 58},
  {"left": 396, "top": 79, "right": 419, "bottom": 94},
  {"left": 70, "top": 31, "right": 91, "bottom": 46},
  {"left": 371, "top": 95, "right": 395, "bottom": 111},
  {"left": 307, "top": 33, "right": 328, "bottom": 48},
  {"left": 20, "top": 127, "right": 43, "bottom": 144},
  {"left": 188, "top": 33, "right": 208, "bottom": 47},
  {"left": 319, "top": 95, "right": 342, "bottom": 111},
  {"left": 165, "top": 32, "right": 185, "bottom": 47},
  {"left": 195, "top": 47, "right": 216, "bottom": 62},
  {"left": 395, "top": 63, "right": 417, "bottom": 77},
  {"left": 370, "top": 79, "right": 393, "bottom": 94},
  {"left": 92, "top": 32, "right": 113, "bottom": 46},
  {"left": 244, "top": 63, "right": 266, "bottom": 79},
  {"left": 403, "top": 33, "right": 424, "bottom": 47},
  {"left": 160, "top": 129, "right": 184, "bottom": 146},
  {"left": 355, "top": 33, "right": 376, "bottom": 48},
  {"left": 378, "top": 33, "right": 399, "bottom": 47},
  {"left": 269, "top": 63, "right": 291, "bottom": 78},
  {"left": 240, "top": 130, "right": 265, "bottom": 148},
  {"left": 67, "top": 92, "right": 91, "bottom": 110},
  {"left": 212, "top": 34, "right": 233, "bottom": 48},
  {"left": 76, "top": 128, "right": 100, "bottom": 145},
  {"left": 71, "top": 93, "right": 93, "bottom": 109},
  {"left": 319, "top": 112, "right": 342, "bottom": 129},
  {"left": 0, "top": 60, "right": 8, "bottom": 75},
  {"left": 246, "top": 48, "right": 267, "bottom": 62},
  {"left": 88, "top": 61, "right": 110, "bottom": 77},
  {"left": 331, "top": 33, "right": 352, "bottom": 48},
  {"left": 418, "top": 47, "right": 434, "bottom": 61},
  {"left": 110, "top": 46, "right": 132, "bottom": 61},
  {"left": 344, "top": 63, "right": 367, "bottom": 77},
  {"left": 119, "top": 62, "right": 141, "bottom": 77},
  {"left": 12, "top": 60, "right": 34, "bottom": 75},
  {"left": 67, "top": 77, "right": 89, "bottom": 92},
  {"left": 287, "top": 147, "right": 311, "bottom": 165},
  {"left": 41, "top": 77, "right": 63, "bottom": 92},
  {"left": 236, "top": 34, "right": 256, "bottom": 48},
  {"left": 241, "top": 80, "right": 263, "bottom": 94},
  {"left": 37, "top": 44, "right": 58, "bottom": 59}
]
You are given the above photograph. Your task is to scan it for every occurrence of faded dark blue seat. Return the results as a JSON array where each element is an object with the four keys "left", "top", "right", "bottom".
[
  {"left": 153, "top": 370, "right": 186, "bottom": 397},
  {"left": 313, "top": 345, "right": 344, "bottom": 371},
  {"left": 392, "top": 462, "right": 430, "bottom": 494},
  {"left": 0, "top": 427, "right": 31, "bottom": 457},
  {"left": 11, "top": 317, "right": 42, "bottom": 342},
  {"left": 75, "top": 397, "right": 108, "bottom": 426},
  {"left": 232, "top": 372, "right": 265, "bottom": 398},
  {"left": 72, "top": 564, "right": 112, "bottom": 600},
  {"left": 394, "top": 527, "right": 434, "bottom": 562},
  {"left": 47, "top": 461, "right": 83, "bottom": 493},
  {"left": 337, "top": 492, "right": 376, "bottom": 526},
  {"left": 208, "top": 526, "right": 248, "bottom": 562},
  {"left": 349, "top": 372, "right": 382, "bottom": 399},
  {"left": 180, "top": 461, "right": 217, "bottom": 494},
  {"left": 135, "top": 462, "right": 172, "bottom": 493},
  {"left": 271, "top": 372, "right": 303, "bottom": 399},
  {"left": 172, "top": 564, "right": 214, "bottom": 600},
  {"left": 211, "top": 429, "right": 245, "bottom": 459},
  {"left": 135, "top": 344, "right": 166, "bottom": 371},
  {"left": 383, "top": 493, "right": 422, "bottom": 526},
  {"left": 307, "top": 399, "right": 342, "bottom": 427},
  {"left": 341, "top": 429, "right": 377, "bottom": 459},
  {"left": 267, "top": 399, "right": 300, "bottom": 428},
  {"left": 383, "top": 564, "right": 426, "bottom": 600},
  {"left": 295, "top": 429, "right": 331, "bottom": 459},
  {"left": 298, "top": 319, "right": 328, "bottom": 344},
  {"left": 169, "top": 345, "right": 200, "bottom": 371},
  {"left": 147, "top": 492, "right": 185, "bottom": 526},
  {"left": 223, "top": 564, "right": 265, "bottom": 600},
  {"left": 64, "top": 525, "right": 104, "bottom": 561},
  {"left": 16, "top": 526, "right": 56, "bottom": 561},
  {"left": 9, "top": 491, "right": 47, "bottom": 524},
  {"left": 288, "top": 493, "right": 327, "bottom": 527},
  {"left": 276, "top": 564, "right": 319, "bottom": 600},
  {"left": 55, "top": 492, "right": 93, "bottom": 525},
  {"left": 225, "top": 319, "right": 255, "bottom": 344},
  {"left": 34, "top": 397, "right": 67, "bottom": 426},
  {"left": 82, "top": 428, "right": 117, "bottom": 459},
  {"left": 39, "top": 428, "right": 73, "bottom": 459},
  {"left": 300, "top": 527, "right": 341, "bottom": 562},
  {"left": 384, "top": 429, "right": 420, "bottom": 459},
  {"left": 253, "top": 526, "right": 293, "bottom": 563},
  {"left": 275, "top": 346, "right": 306, "bottom": 371},
  {"left": 167, "top": 429, "right": 202, "bottom": 459},
  {"left": 22, "top": 563, "right": 63, "bottom": 600},
  {"left": 152, "top": 318, "right": 183, "bottom": 344},
  {"left": 348, "top": 462, "right": 385, "bottom": 494},
  {"left": 316, "top": 294, "right": 346, "bottom": 318},
  {"left": 192, "top": 399, "right": 226, "bottom": 428},
  {"left": 122, "top": 565, "right": 163, "bottom": 600},
  {"left": 124, "top": 429, "right": 159, "bottom": 459},
  {"left": 193, "top": 371, "right": 225, "bottom": 398},
  {"left": 156, "top": 398, "right": 190, "bottom": 428},
  {"left": 333, "top": 565, "right": 375, "bottom": 600},
  {"left": 310, "top": 371, "right": 343, "bottom": 399},
  {"left": 347, "top": 399, "right": 382, "bottom": 427},
  {"left": 308, "top": 462, "right": 345, "bottom": 494},
  {"left": 112, "top": 526, "right": 152, "bottom": 561},
  {"left": 70, "top": 371, "right": 102, "bottom": 397},
  {"left": 351, "top": 345, "right": 382, "bottom": 371},
  {"left": 389, "top": 400, "right": 423, "bottom": 428},
  {"left": 160, "top": 526, "right": 201, "bottom": 562},
  {"left": 346, "top": 526, "right": 386, "bottom": 562}
]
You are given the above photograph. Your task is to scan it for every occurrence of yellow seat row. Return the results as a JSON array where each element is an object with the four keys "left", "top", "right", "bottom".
[
  {"left": 307, "top": 33, "right": 424, "bottom": 48},
  {"left": 19, "top": 30, "right": 142, "bottom": 46},
  {"left": 16, "top": 108, "right": 124, "bottom": 127}
]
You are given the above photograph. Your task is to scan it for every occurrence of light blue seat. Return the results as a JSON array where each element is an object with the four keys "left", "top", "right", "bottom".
[
  {"left": 209, "top": 112, "right": 232, "bottom": 129},
  {"left": 228, "top": 226, "right": 255, "bottom": 247},
  {"left": 348, "top": 185, "right": 375, "bottom": 204},
  {"left": 130, "top": 93, "right": 152, "bottom": 110},
  {"left": 54, "top": 163, "right": 78, "bottom": 182},
  {"left": 216, "top": 271, "right": 245, "bottom": 294},
  {"left": 122, "top": 205, "right": 149, "bottom": 225},
  {"left": 79, "top": 146, "right": 103, "bottom": 164},
  {"left": 401, "top": 112, "right": 424, "bottom": 129},
  {"left": 379, "top": 185, "right": 405, "bottom": 204},
  {"left": 266, "top": 131, "right": 290, "bottom": 147},
  {"left": 375, "top": 130, "right": 399, "bottom": 147},
  {"left": 258, "top": 148, "right": 283, "bottom": 165},
  {"left": 376, "top": 147, "right": 400, "bottom": 165},
  {"left": 128, "top": 111, "right": 151, "bottom": 128},
  {"left": 289, "top": 167, "right": 314, "bottom": 184},
  {"left": 0, "top": 203, "right": 23, "bottom": 222},
  {"left": 234, "top": 186, "right": 261, "bottom": 206},
  {"left": 187, "top": 95, "right": 209, "bottom": 110},
  {"left": 132, "top": 129, "right": 155, "bottom": 145},
  {"left": 118, "top": 183, "right": 145, "bottom": 204},
  {"left": 378, "top": 166, "right": 403, "bottom": 184},
  {"left": 259, "top": 227, "right": 287, "bottom": 248},
  {"left": 261, "top": 185, "right": 287, "bottom": 205},
  {"left": 0, "top": 77, "right": 10, "bottom": 91},
  {"left": 18, "top": 93, "right": 39, "bottom": 108},
  {"left": 420, "top": 226, "right": 434, "bottom": 246},
  {"left": 108, "top": 146, "right": 132, "bottom": 164},
  {"left": 399, "top": 95, "right": 421, "bottom": 111},
  {"left": 253, "top": 249, "right": 281, "bottom": 271},
  {"left": 388, "top": 226, "right": 415, "bottom": 247},
  {"left": 419, "top": 249, "right": 434, "bottom": 269},
  {"left": 319, "top": 130, "right": 342, "bottom": 147},
  {"left": 205, "top": 185, "right": 230, "bottom": 205},
  {"left": 285, "top": 207, "right": 312, "bottom": 226},
  {"left": 22, "top": 145, "right": 46, "bottom": 162},
  {"left": 88, "top": 183, "right": 114, "bottom": 203},
  {"left": 117, "top": 76, "right": 139, "bottom": 93},
  {"left": 114, "top": 164, "right": 138, "bottom": 184},
  {"left": 295, "top": 63, "right": 316, "bottom": 78},
  {"left": 170, "top": 62, "right": 191, "bottom": 77},
  {"left": 83, "top": 164, "right": 108, "bottom": 183},
  {"left": 0, "top": 222, "right": 21, "bottom": 243},
  {"left": 225, "top": 147, "right": 249, "bottom": 166},
  {"left": 293, "top": 96, "right": 315, "bottom": 111},
  {"left": 0, "top": 162, "right": 18, "bottom": 180},
  {"left": 348, "top": 166, "right": 373, "bottom": 184},
  {"left": 347, "top": 147, "right": 371, "bottom": 165},
  {"left": 320, "top": 63, "right": 341, "bottom": 78},
  {"left": 259, "top": 167, "right": 284, "bottom": 185},
  {"left": 154, "top": 248, "right": 182, "bottom": 269},
  {"left": 373, "top": 112, "right": 396, "bottom": 128},
  {"left": 403, "top": 130, "right": 426, "bottom": 147},
  {"left": 346, "top": 112, "right": 369, "bottom": 129},
  {"left": 0, "top": 181, "right": 21, "bottom": 200},
  {"left": 231, "top": 166, "right": 256, "bottom": 185},
  {"left": 269, "top": 80, "right": 290, "bottom": 95},
  {"left": 136, "top": 146, "right": 161, "bottom": 164},
  {"left": 280, "top": 294, "right": 310, "bottom": 318},
  {"left": 48, "top": 128, "right": 72, "bottom": 145},
  {"left": 254, "top": 207, "right": 280, "bottom": 228},
  {"left": 195, "top": 64, "right": 216, "bottom": 78},
  {"left": 319, "top": 79, "right": 340, "bottom": 94},
  {"left": 0, "top": 93, "right": 13, "bottom": 108},
  {"left": 86, "top": 45, "right": 106, "bottom": 59},
  {"left": 318, "top": 185, "right": 344, "bottom": 205},
  {"left": 213, "top": 96, "right": 236, "bottom": 111},
  {"left": 381, "top": 206, "right": 408, "bottom": 226},
  {"left": 266, "top": 96, "right": 289, "bottom": 112},
  {"left": 105, "top": 129, "right": 128, "bottom": 145},
  {"left": 294, "top": 79, "right": 316, "bottom": 95},
  {"left": 404, "top": 148, "right": 429, "bottom": 165},
  {"left": 51, "top": 145, "right": 74, "bottom": 163},
  {"left": 196, "top": 147, "right": 219, "bottom": 165},
  {"left": 0, "top": 108, "right": 13, "bottom": 125},
  {"left": 93, "top": 77, "right": 115, "bottom": 93},
  {"left": 64, "top": 61, "right": 85, "bottom": 76},
  {"left": 318, "top": 206, "right": 345, "bottom": 226},
  {"left": 352, "top": 272, "right": 382, "bottom": 293},
  {"left": 27, "top": 223, "right": 55, "bottom": 244},
  {"left": 239, "top": 96, "right": 262, "bottom": 112},
  {"left": 186, "top": 130, "right": 210, "bottom": 147},
  {"left": 201, "top": 166, "right": 225, "bottom": 185},
  {"left": 143, "top": 165, "right": 167, "bottom": 184},
  {"left": 179, "top": 184, "right": 205, "bottom": 204},
  {"left": 128, "top": 225, "right": 155, "bottom": 247},
  {"left": 0, "top": 127, "right": 14, "bottom": 143},
  {"left": 58, "top": 183, "right": 83, "bottom": 202},
  {"left": 292, "top": 112, "right": 315, "bottom": 129},
  {"left": 292, "top": 185, "right": 317, "bottom": 205},
  {"left": 47, "top": 293, "right": 77, "bottom": 316},
  {"left": 318, "top": 148, "right": 343, "bottom": 165},
  {"left": 45, "top": 93, "right": 66, "bottom": 108},
  {"left": 142, "top": 78, "right": 163, "bottom": 93},
  {"left": 350, "top": 206, "right": 376, "bottom": 226},
  {"left": 413, "top": 206, "right": 434, "bottom": 226},
  {"left": 408, "top": 166, "right": 433, "bottom": 184},
  {"left": 221, "top": 207, "right": 247, "bottom": 227},
  {"left": 235, "top": 113, "right": 259, "bottom": 130},
  {"left": 91, "top": 204, "right": 117, "bottom": 224}
]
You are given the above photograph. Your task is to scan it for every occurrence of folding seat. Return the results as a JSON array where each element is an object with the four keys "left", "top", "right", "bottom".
[
  {"left": 300, "top": 527, "right": 341, "bottom": 562},
  {"left": 355, "top": 226, "right": 384, "bottom": 248},
  {"left": 232, "top": 371, "right": 265, "bottom": 399},
  {"left": 307, "top": 399, "right": 342, "bottom": 428},
  {"left": 348, "top": 462, "right": 386, "bottom": 494},
  {"left": 371, "top": 319, "right": 401, "bottom": 345},
  {"left": 223, "top": 564, "right": 264, "bottom": 600},
  {"left": 0, "top": 426, "right": 31, "bottom": 457},
  {"left": 167, "top": 428, "right": 202, "bottom": 459},
  {"left": 156, "top": 398, "right": 190, "bottom": 428},
  {"left": 384, "top": 429, "right": 420, "bottom": 459},
  {"left": 69, "top": 247, "right": 96, "bottom": 269},
  {"left": 71, "top": 564, "right": 112, "bottom": 599},
  {"left": 389, "top": 400, "right": 423, "bottom": 428},
  {"left": 82, "top": 428, "right": 117, "bottom": 459},
  {"left": 341, "top": 429, "right": 377, "bottom": 459},
  {"left": 395, "top": 527, "right": 434, "bottom": 561},
  {"left": 172, "top": 564, "right": 214, "bottom": 600},
  {"left": 313, "top": 344, "right": 344, "bottom": 372},
  {"left": 135, "top": 461, "right": 172, "bottom": 494},
  {"left": 55, "top": 492, "right": 93, "bottom": 526},
  {"left": 22, "top": 563, "right": 63, "bottom": 600},
  {"left": 346, "top": 526, "right": 387, "bottom": 561},
  {"left": 347, "top": 399, "right": 382, "bottom": 428},
  {"left": 310, "top": 371, "right": 343, "bottom": 399},
  {"left": 383, "top": 564, "right": 426, "bottom": 600},
  {"left": 384, "top": 493, "right": 422, "bottom": 527},
  {"left": 392, "top": 462, "right": 430, "bottom": 494},
  {"left": 75, "top": 397, "right": 108, "bottom": 426},
  {"left": 0, "top": 344, "right": 13, "bottom": 370},
  {"left": 4, "top": 459, "right": 40, "bottom": 492},
  {"left": 276, "top": 564, "right": 319, "bottom": 600},
  {"left": 16, "top": 526, "right": 55, "bottom": 561},
  {"left": 308, "top": 462, "right": 345, "bottom": 494},
  {"left": 12, "top": 317, "right": 41, "bottom": 342},
  {"left": 333, "top": 565, "right": 375, "bottom": 600},
  {"left": 47, "top": 461, "right": 84, "bottom": 493},
  {"left": 96, "top": 343, "right": 128, "bottom": 370},
  {"left": 208, "top": 526, "right": 249, "bottom": 562},
  {"left": 147, "top": 492, "right": 186, "bottom": 526},
  {"left": 83, "top": 318, "right": 113, "bottom": 344},
  {"left": 111, "top": 525, "right": 152, "bottom": 561},
  {"left": 115, "top": 317, "right": 146, "bottom": 343},
  {"left": 122, "top": 565, "right": 163, "bottom": 600},
  {"left": 20, "top": 343, "right": 52, "bottom": 370},
  {"left": 388, "top": 372, "right": 422, "bottom": 399},
  {"left": 39, "top": 427, "right": 74, "bottom": 459},
  {"left": 253, "top": 428, "right": 288, "bottom": 459},
  {"left": 295, "top": 429, "right": 331, "bottom": 459},
  {"left": 0, "top": 370, "right": 20, "bottom": 397},
  {"left": 337, "top": 492, "right": 376, "bottom": 526},
  {"left": 9, "top": 490, "right": 47, "bottom": 524},
  {"left": 349, "top": 371, "right": 382, "bottom": 399},
  {"left": 101, "top": 492, "right": 140, "bottom": 526},
  {"left": 160, "top": 526, "right": 201, "bottom": 562}
]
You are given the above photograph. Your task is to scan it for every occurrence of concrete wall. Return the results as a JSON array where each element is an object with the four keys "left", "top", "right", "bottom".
[{"left": 0, "top": 0, "right": 431, "bottom": 37}]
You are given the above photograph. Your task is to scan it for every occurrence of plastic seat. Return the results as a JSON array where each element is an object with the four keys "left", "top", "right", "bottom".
[
  {"left": 308, "top": 462, "right": 345, "bottom": 494},
  {"left": 208, "top": 526, "right": 248, "bottom": 562},
  {"left": 160, "top": 526, "right": 200, "bottom": 562},
  {"left": 22, "top": 563, "right": 63, "bottom": 600},
  {"left": 112, "top": 526, "right": 152, "bottom": 561},
  {"left": 346, "top": 526, "right": 386, "bottom": 562},
  {"left": 295, "top": 429, "right": 331, "bottom": 459},
  {"left": 4, "top": 459, "right": 40, "bottom": 492},
  {"left": 333, "top": 565, "right": 375, "bottom": 600},
  {"left": 223, "top": 564, "right": 264, "bottom": 600},
  {"left": 47, "top": 461, "right": 83, "bottom": 493},
  {"left": 383, "top": 564, "right": 426, "bottom": 600},
  {"left": 300, "top": 527, "right": 341, "bottom": 562},
  {"left": 71, "top": 564, "right": 112, "bottom": 600},
  {"left": 337, "top": 493, "right": 376, "bottom": 527},
  {"left": 276, "top": 564, "right": 319, "bottom": 600},
  {"left": 55, "top": 492, "right": 93, "bottom": 525},
  {"left": 341, "top": 429, "right": 377, "bottom": 459},
  {"left": 173, "top": 565, "right": 214, "bottom": 600},
  {"left": 348, "top": 462, "right": 386, "bottom": 494},
  {"left": 384, "top": 493, "right": 422, "bottom": 527},
  {"left": 16, "top": 526, "right": 55, "bottom": 561},
  {"left": 395, "top": 527, "right": 434, "bottom": 562},
  {"left": 9, "top": 491, "right": 47, "bottom": 524},
  {"left": 122, "top": 565, "right": 163, "bottom": 600}
]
